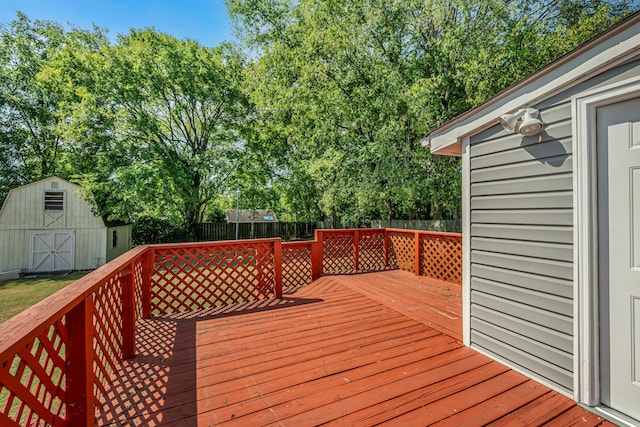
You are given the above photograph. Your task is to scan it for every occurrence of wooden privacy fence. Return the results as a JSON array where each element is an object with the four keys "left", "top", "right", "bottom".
[
  {"left": 0, "top": 229, "right": 460, "bottom": 426},
  {"left": 196, "top": 222, "right": 316, "bottom": 241},
  {"left": 317, "top": 219, "right": 462, "bottom": 233}
]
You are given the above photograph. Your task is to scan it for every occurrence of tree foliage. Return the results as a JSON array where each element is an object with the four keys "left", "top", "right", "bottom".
[
  {"left": 49, "top": 29, "right": 249, "bottom": 237},
  {"left": 0, "top": 13, "right": 67, "bottom": 200},
  {"left": 0, "top": 2, "right": 635, "bottom": 228},
  {"left": 103, "top": 31, "right": 247, "bottom": 236},
  {"left": 0, "top": 14, "right": 112, "bottom": 206},
  {"left": 227, "top": 0, "right": 632, "bottom": 222}
]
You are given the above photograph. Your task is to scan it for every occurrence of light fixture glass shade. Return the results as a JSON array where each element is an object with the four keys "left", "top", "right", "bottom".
[
  {"left": 498, "top": 108, "right": 544, "bottom": 136},
  {"left": 519, "top": 118, "right": 543, "bottom": 135},
  {"left": 519, "top": 109, "right": 543, "bottom": 136},
  {"left": 499, "top": 110, "right": 523, "bottom": 132}
]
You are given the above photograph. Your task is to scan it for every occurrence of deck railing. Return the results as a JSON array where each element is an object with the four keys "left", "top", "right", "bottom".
[
  {"left": 385, "top": 228, "right": 462, "bottom": 284},
  {"left": 0, "top": 229, "right": 460, "bottom": 426}
]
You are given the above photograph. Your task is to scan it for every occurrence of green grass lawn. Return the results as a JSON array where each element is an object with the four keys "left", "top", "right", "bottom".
[{"left": 0, "top": 271, "right": 88, "bottom": 324}]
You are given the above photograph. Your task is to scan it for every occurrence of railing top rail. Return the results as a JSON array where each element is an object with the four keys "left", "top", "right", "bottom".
[
  {"left": 385, "top": 228, "right": 462, "bottom": 238},
  {"left": 315, "top": 228, "right": 386, "bottom": 233},
  {"left": 149, "top": 237, "right": 281, "bottom": 250},
  {"left": 0, "top": 244, "right": 149, "bottom": 361},
  {"left": 282, "top": 240, "right": 314, "bottom": 247}
]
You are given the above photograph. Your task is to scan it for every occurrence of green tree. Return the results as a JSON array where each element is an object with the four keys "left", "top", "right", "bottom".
[
  {"left": 228, "top": 0, "right": 632, "bottom": 222},
  {"left": 0, "top": 13, "right": 110, "bottom": 207},
  {"left": 0, "top": 13, "right": 67, "bottom": 202},
  {"left": 59, "top": 29, "right": 248, "bottom": 236}
]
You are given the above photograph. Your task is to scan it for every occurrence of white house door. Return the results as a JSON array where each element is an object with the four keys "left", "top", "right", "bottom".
[
  {"left": 29, "top": 231, "right": 75, "bottom": 272},
  {"left": 597, "top": 97, "right": 640, "bottom": 421}
]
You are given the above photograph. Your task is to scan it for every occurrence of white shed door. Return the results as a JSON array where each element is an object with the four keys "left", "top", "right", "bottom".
[
  {"left": 597, "top": 97, "right": 640, "bottom": 421},
  {"left": 29, "top": 231, "right": 75, "bottom": 272}
]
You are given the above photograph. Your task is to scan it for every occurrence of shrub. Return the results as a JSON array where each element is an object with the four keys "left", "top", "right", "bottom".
[{"left": 132, "top": 216, "right": 189, "bottom": 244}]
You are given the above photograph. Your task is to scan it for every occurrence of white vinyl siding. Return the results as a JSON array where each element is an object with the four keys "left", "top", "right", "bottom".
[
  {"left": 469, "top": 100, "right": 575, "bottom": 393},
  {"left": 466, "top": 59, "right": 640, "bottom": 395},
  {"left": 106, "top": 225, "right": 131, "bottom": 262}
]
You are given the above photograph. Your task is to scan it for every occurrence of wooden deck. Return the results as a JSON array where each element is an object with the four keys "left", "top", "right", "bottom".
[{"left": 97, "top": 271, "right": 613, "bottom": 426}]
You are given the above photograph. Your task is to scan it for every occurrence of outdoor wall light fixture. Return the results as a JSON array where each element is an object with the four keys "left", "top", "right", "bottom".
[{"left": 499, "top": 108, "right": 544, "bottom": 136}]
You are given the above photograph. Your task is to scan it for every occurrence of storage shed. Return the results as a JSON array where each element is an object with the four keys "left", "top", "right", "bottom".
[
  {"left": 0, "top": 177, "right": 132, "bottom": 274},
  {"left": 425, "top": 12, "right": 640, "bottom": 425}
]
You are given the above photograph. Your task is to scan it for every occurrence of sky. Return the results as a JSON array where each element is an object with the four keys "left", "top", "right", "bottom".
[{"left": 0, "top": 0, "right": 235, "bottom": 47}]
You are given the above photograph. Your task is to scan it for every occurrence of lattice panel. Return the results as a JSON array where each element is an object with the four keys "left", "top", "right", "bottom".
[
  {"left": 92, "top": 276, "right": 124, "bottom": 405},
  {"left": 257, "top": 248, "right": 276, "bottom": 297},
  {"left": 151, "top": 242, "right": 277, "bottom": 315},
  {"left": 357, "top": 230, "right": 386, "bottom": 271},
  {"left": 322, "top": 233, "right": 355, "bottom": 274},
  {"left": 0, "top": 319, "right": 67, "bottom": 427},
  {"left": 387, "top": 231, "right": 415, "bottom": 272},
  {"left": 0, "top": 251, "right": 148, "bottom": 427},
  {"left": 420, "top": 234, "right": 462, "bottom": 284},
  {"left": 133, "top": 258, "right": 145, "bottom": 321},
  {"left": 282, "top": 244, "right": 313, "bottom": 293}
]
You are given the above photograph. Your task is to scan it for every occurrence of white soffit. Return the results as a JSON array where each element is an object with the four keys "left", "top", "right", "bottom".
[{"left": 425, "top": 14, "right": 640, "bottom": 156}]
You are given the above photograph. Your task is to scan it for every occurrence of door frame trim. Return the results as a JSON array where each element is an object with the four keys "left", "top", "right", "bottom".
[
  {"left": 573, "top": 75, "right": 640, "bottom": 408},
  {"left": 461, "top": 136, "right": 471, "bottom": 347}
]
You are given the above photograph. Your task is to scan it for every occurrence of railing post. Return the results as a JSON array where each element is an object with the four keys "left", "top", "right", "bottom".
[
  {"left": 311, "top": 240, "right": 323, "bottom": 281},
  {"left": 256, "top": 243, "right": 265, "bottom": 295},
  {"left": 66, "top": 298, "right": 95, "bottom": 426},
  {"left": 121, "top": 264, "right": 136, "bottom": 359},
  {"left": 383, "top": 228, "right": 389, "bottom": 269},
  {"left": 353, "top": 229, "right": 360, "bottom": 272},
  {"left": 141, "top": 248, "right": 152, "bottom": 319},
  {"left": 414, "top": 231, "right": 422, "bottom": 276},
  {"left": 312, "top": 229, "right": 324, "bottom": 279},
  {"left": 274, "top": 239, "right": 283, "bottom": 298}
]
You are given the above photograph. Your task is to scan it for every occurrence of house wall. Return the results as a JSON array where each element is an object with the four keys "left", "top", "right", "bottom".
[
  {"left": 467, "top": 57, "right": 640, "bottom": 394},
  {"left": 0, "top": 230, "right": 31, "bottom": 273},
  {"left": 76, "top": 229, "right": 107, "bottom": 269},
  {"left": 0, "top": 177, "right": 107, "bottom": 272},
  {"left": 106, "top": 225, "right": 132, "bottom": 262}
]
